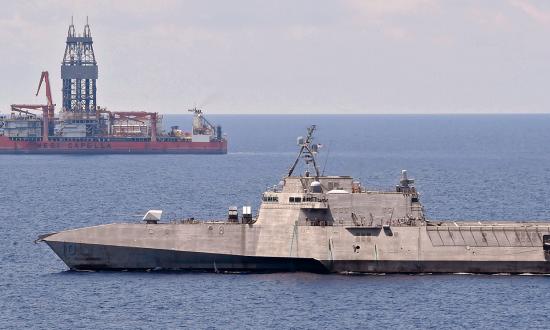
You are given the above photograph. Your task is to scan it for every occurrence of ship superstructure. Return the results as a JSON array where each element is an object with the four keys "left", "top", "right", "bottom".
[
  {"left": 0, "top": 19, "right": 226, "bottom": 154},
  {"left": 39, "top": 126, "right": 550, "bottom": 274}
]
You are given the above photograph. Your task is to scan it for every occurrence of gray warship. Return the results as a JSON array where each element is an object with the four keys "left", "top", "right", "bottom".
[{"left": 39, "top": 126, "right": 550, "bottom": 274}]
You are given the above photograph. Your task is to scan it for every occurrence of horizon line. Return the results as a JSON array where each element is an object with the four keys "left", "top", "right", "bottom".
[
  {"left": 2, "top": 111, "right": 550, "bottom": 116},
  {"left": 164, "top": 112, "right": 550, "bottom": 116}
]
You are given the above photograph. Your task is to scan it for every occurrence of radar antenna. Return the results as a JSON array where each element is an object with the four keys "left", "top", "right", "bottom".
[{"left": 287, "top": 125, "right": 321, "bottom": 178}]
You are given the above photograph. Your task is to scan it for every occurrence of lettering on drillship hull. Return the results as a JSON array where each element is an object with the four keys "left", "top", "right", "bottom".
[
  {"left": 38, "top": 142, "right": 61, "bottom": 148},
  {"left": 39, "top": 142, "right": 112, "bottom": 149}
]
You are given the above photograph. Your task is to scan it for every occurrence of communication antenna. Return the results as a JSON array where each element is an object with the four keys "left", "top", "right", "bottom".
[
  {"left": 321, "top": 141, "right": 331, "bottom": 176},
  {"left": 287, "top": 125, "right": 321, "bottom": 178}
]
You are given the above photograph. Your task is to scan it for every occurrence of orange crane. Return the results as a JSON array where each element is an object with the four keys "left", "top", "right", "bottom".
[
  {"left": 36, "top": 71, "right": 55, "bottom": 119},
  {"left": 10, "top": 71, "right": 56, "bottom": 142}
]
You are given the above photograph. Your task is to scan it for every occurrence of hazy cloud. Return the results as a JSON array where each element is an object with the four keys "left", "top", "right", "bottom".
[
  {"left": 0, "top": 0, "right": 549, "bottom": 114},
  {"left": 510, "top": 0, "right": 550, "bottom": 25}
]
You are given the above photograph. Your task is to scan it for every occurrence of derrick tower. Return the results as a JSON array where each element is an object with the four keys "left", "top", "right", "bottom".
[{"left": 61, "top": 18, "right": 98, "bottom": 113}]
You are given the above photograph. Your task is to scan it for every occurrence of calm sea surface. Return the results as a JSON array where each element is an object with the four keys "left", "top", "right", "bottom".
[{"left": 2, "top": 114, "right": 550, "bottom": 329}]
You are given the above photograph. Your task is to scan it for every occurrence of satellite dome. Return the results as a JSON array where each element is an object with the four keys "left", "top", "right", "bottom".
[{"left": 310, "top": 181, "right": 322, "bottom": 193}]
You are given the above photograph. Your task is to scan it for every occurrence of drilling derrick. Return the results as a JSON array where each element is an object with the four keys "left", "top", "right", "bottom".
[
  {"left": 58, "top": 18, "right": 101, "bottom": 137},
  {"left": 61, "top": 18, "right": 98, "bottom": 113}
]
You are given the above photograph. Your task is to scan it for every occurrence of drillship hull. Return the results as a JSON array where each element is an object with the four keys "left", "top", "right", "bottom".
[
  {"left": 40, "top": 222, "right": 550, "bottom": 274},
  {"left": 0, "top": 136, "right": 227, "bottom": 154}
]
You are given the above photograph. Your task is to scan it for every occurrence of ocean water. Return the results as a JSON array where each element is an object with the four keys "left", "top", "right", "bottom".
[{"left": 2, "top": 114, "right": 550, "bottom": 329}]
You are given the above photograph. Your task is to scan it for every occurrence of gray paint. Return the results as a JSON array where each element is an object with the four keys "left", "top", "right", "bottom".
[
  {"left": 40, "top": 175, "right": 550, "bottom": 273},
  {"left": 38, "top": 127, "right": 550, "bottom": 273}
]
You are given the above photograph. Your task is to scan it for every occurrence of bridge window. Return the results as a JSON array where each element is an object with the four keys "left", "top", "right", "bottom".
[{"left": 263, "top": 195, "right": 279, "bottom": 203}]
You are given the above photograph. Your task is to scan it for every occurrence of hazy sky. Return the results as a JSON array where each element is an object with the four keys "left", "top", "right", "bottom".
[{"left": 1, "top": 0, "right": 549, "bottom": 114}]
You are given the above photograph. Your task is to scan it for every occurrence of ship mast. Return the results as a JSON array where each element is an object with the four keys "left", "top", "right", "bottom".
[{"left": 287, "top": 125, "right": 321, "bottom": 178}]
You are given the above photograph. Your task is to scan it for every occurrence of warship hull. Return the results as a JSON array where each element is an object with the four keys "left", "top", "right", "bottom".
[
  {"left": 40, "top": 222, "right": 550, "bottom": 274},
  {"left": 38, "top": 125, "right": 550, "bottom": 274},
  {"left": 45, "top": 242, "right": 550, "bottom": 274},
  {"left": 44, "top": 241, "right": 328, "bottom": 273}
]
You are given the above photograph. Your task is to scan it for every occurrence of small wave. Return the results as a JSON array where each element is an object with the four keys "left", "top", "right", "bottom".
[{"left": 338, "top": 271, "right": 387, "bottom": 276}]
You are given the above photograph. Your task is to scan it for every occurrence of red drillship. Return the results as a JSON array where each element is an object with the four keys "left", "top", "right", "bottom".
[
  {"left": 0, "top": 19, "right": 227, "bottom": 155},
  {"left": 0, "top": 107, "right": 227, "bottom": 155}
]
